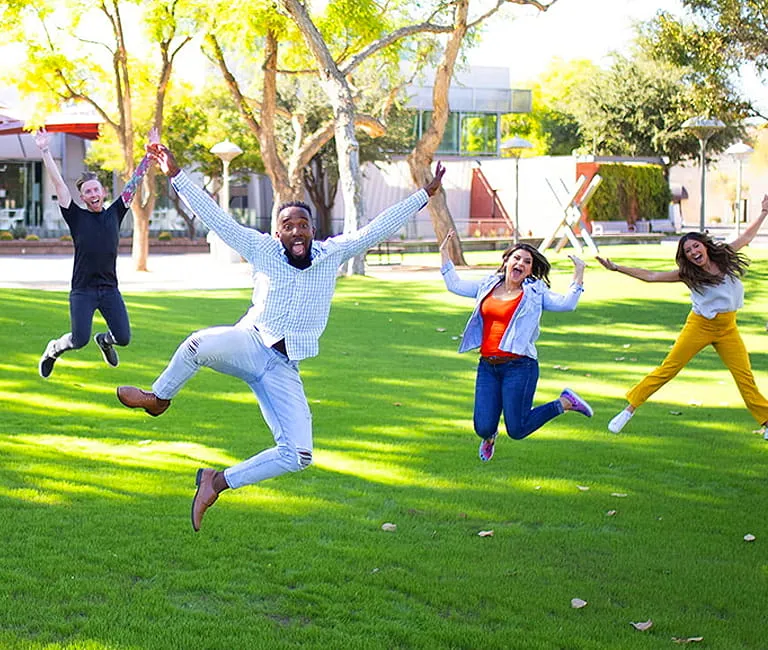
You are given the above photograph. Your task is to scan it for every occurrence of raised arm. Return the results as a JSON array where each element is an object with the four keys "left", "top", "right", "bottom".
[
  {"left": 35, "top": 129, "right": 71, "bottom": 208},
  {"left": 729, "top": 194, "right": 768, "bottom": 251},
  {"left": 439, "top": 228, "right": 455, "bottom": 267},
  {"left": 569, "top": 254, "right": 586, "bottom": 287},
  {"left": 596, "top": 256, "right": 680, "bottom": 282},
  {"left": 120, "top": 127, "right": 159, "bottom": 206}
]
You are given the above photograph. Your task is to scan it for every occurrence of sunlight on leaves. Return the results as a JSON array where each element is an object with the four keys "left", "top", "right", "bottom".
[
  {"left": 571, "top": 598, "right": 587, "bottom": 608},
  {"left": 630, "top": 620, "right": 653, "bottom": 631}
]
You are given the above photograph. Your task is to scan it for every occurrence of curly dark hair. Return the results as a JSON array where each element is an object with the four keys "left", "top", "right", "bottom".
[
  {"left": 496, "top": 243, "right": 551, "bottom": 288},
  {"left": 277, "top": 200, "right": 313, "bottom": 225},
  {"left": 675, "top": 231, "right": 749, "bottom": 291}
]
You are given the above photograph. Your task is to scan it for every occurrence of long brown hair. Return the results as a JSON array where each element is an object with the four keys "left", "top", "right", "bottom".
[
  {"left": 497, "top": 243, "right": 552, "bottom": 288},
  {"left": 675, "top": 232, "right": 749, "bottom": 291}
]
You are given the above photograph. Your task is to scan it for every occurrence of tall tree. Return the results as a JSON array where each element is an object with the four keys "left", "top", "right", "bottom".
[
  {"left": 280, "top": 0, "right": 560, "bottom": 268},
  {"left": 2, "top": 0, "right": 197, "bottom": 271}
]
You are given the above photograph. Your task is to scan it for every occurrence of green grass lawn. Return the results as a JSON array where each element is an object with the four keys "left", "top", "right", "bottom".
[{"left": 0, "top": 244, "right": 767, "bottom": 649}]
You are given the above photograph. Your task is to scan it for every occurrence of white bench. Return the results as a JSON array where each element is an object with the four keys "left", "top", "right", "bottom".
[{"left": 591, "top": 220, "right": 651, "bottom": 235}]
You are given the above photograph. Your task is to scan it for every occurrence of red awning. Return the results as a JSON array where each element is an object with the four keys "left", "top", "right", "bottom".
[{"left": 0, "top": 112, "right": 102, "bottom": 140}]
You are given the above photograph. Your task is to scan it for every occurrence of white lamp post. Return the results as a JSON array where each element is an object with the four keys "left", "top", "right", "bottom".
[
  {"left": 724, "top": 141, "right": 753, "bottom": 235},
  {"left": 501, "top": 136, "right": 533, "bottom": 244},
  {"left": 682, "top": 116, "right": 725, "bottom": 231},
  {"left": 210, "top": 140, "right": 243, "bottom": 210},
  {"left": 209, "top": 140, "right": 243, "bottom": 262}
]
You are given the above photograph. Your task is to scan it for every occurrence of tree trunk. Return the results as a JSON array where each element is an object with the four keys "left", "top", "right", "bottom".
[
  {"left": 405, "top": 0, "right": 469, "bottom": 266},
  {"left": 279, "top": 0, "right": 367, "bottom": 275}
]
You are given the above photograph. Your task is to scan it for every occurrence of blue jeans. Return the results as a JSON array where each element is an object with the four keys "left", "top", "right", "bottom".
[
  {"left": 51, "top": 287, "right": 131, "bottom": 354},
  {"left": 474, "top": 356, "right": 563, "bottom": 440},
  {"left": 152, "top": 324, "right": 313, "bottom": 489}
]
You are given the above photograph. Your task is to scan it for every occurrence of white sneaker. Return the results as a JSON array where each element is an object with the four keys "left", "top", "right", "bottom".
[
  {"left": 763, "top": 427, "right": 768, "bottom": 441},
  {"left": 608, "top": 408, "right": 633, "bottom": 434}
]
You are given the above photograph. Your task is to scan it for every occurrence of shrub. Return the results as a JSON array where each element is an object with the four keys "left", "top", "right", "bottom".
[
  {"left": 60, "top": 234, "right": 73, "bottom": 242},
  {"left": 157, "top": 231, "right": 172, "bottom": 241},
  {"left": 24, "top": 234, "right": 40, "bottom": 241},
  {"left": 587, "top": 163, "right": 671, "bottom": 224},
  {"left": 0, "top": 231, "right": 13, "bottom": 241}
]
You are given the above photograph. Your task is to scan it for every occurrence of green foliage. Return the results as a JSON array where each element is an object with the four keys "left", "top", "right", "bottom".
[
  {"left": 157, "top": 231, "right": 172, "bottom": 241},
  {"left": 0, "top": 231, "right": 12, "bottom": 241},
  {"left": 24, "top": 233, "right": 39, "bottom": 241},
  {"left": 588, "top": 163, "right": 672, "bottom": 223},
  {"left": 637, "top": 10, "right": 757, "bottom": 126},
  {"left": 10, "top": 223, "right": 27, "bottom": 240},
  {"left": 59, "top": 234, "right": 73, "bottom": 242}
]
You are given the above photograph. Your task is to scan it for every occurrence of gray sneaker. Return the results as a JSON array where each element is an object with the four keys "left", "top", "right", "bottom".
[
  {"left": 94, "top": 333, "right": 119, "bottom": 367},
  {"left": 38, "top": 339, "right": 58, "bottom": 378}
]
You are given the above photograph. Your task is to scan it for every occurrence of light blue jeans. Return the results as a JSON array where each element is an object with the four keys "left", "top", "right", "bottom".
[{"left": 152, "top": 324, "right": 313, "bottom": 489}]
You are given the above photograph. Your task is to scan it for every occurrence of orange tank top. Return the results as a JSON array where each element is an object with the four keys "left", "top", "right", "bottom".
[{"left": 480, "top": 291, "right": 523, "bottom": 357}]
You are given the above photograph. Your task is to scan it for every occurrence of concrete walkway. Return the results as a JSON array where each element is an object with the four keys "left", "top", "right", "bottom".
[{"left": 0, "top": 253, "right": 448, "bottom": 292}]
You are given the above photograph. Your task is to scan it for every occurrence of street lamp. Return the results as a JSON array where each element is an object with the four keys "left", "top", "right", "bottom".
[
  {"left": 682, "top": 116, "right": 725, "bottom": 231},
  {"left": 724, "top": 141, "right": 753, "bottom": 235},
  {"left": 209, "top": 140, "right": 243, "bottom": 263},
  {"left": 210, "top": 140, "right": 243, "bottom": 211},
  {"left": 501, "top": 136, "right": 533, "bottom": 244}
]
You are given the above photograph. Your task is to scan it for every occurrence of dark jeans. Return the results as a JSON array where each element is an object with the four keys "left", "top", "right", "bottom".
[
  {"left": 55, "top": 287, "right": 131, "bottom": 353},
  {"left": 474, "top": 356, "right": 563, "bottom": 440}
]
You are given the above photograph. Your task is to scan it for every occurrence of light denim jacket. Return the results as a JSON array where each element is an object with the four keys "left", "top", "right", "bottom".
[{"left": 441, "top": 260, "right": 584, "bottom": 359}]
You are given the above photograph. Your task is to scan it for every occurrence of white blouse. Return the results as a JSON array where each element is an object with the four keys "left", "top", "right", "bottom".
[{"left": 690, "top": 274, "right": 744, "bottom": 319}]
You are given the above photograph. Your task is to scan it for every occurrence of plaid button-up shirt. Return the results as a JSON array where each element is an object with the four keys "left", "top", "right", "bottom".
[{"left": 172, "top": 171, "right": 428, "bottom": 361}]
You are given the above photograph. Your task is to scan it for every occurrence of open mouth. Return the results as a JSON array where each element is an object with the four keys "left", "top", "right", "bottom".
[{"left": 290, "top": 241, "right": 306, "bottom": 257}]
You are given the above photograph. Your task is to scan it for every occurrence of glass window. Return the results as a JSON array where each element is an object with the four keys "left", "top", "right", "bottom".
[{"left": 460, "top": 113, "right": 497, "bottom": 155}]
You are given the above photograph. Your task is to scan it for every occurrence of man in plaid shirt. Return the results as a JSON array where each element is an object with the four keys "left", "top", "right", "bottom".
[{"left": 117, "top": 143, "right": 445, "bottom": 532}]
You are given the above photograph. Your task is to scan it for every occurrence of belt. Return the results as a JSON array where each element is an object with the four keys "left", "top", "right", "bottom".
[{"left": 481, "top": 355, "right": 515, "bottom": 365}]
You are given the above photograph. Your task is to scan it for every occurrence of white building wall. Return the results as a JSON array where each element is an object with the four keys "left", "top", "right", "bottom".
[{"left": 330, "top": 156, "right": 579, "bottom": 240}]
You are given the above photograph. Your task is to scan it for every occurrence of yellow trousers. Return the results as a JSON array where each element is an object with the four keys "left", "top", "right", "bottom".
[{"left": 627, "top": 311, "right": 768, "bottom": 425}]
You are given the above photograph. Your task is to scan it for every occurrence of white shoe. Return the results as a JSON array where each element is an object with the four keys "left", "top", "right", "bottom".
[
  {"left": 608, "top": 408, "right": 633, "bottom": 434},
  {"left": 763, "top": 427, "right": 768, "bottom": 441}
]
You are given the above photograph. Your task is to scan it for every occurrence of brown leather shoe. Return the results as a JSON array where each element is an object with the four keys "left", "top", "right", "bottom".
[
  {"left": 191, "top": 468, "right": 219, "bottom": 532},
  {"left": 116, "top": 386, "right": 171, "bottom": 417}
]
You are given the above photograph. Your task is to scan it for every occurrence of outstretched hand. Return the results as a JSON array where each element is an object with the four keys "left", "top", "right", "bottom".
[
  {"left": 439, "top": 228, "right": 455, "bottom": 251},
  {"left": 34, "top": 128, "right": 50, "bottom": 151},
  {"left": 424, "top": 161, "right": 446, "bottom": 197},
  {"left": 568, "top": 254, "right": 586, "bottom": 272},
  {"left": 147, "top": 143, "right": 181, "bottom": 177},
  {"left": 595, "top": 256, "right": 617, "bottom": 271}
]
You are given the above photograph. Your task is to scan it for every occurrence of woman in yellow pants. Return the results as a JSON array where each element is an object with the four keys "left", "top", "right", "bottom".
[{"left": 596, "top": 195, "right": 768, "bottom": 435}]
